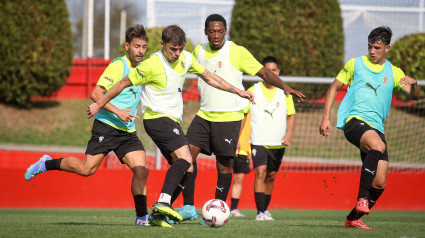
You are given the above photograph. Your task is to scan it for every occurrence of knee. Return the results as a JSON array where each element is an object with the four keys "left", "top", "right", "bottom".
[
  {"left": 369, "top": 141, "right": 386, "bottom": 154},
  {"left": 133, "top": 166, "right": 149, "bottom": 179},
  {"left": 233, "top": 176, "right": 244, "bottom": 185},
  {"left": 255, "top": 168, "right": 267, "bottom": 179},
  {"left": 265, "top": 174, "right": 276, "bottom": 183},
  {"left": 80, "top": 167, "right": 97, "bottom": 177}
]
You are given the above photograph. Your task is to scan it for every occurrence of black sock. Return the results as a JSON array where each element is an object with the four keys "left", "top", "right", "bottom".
[
  {"left": 368, "top": 187, "right": 384, "bottom": 209},
  {"left": 265, "top": 194, "right": 272, "bottom": 210},
  {"left": 215, "top": 173, "right": 232, "bottom": 201},
  {"left": 134, "top": 194, "right": 148, "bottom": 217},
  {"left": 182, "top": 161, "right": 197, "bottom": 206},
  {"left": 357, "top": 149, "right": 381, "bottom": 199},
  {"left": 45, "top": 158, "right": 63, "bottom": 171},
  {"left": 346, "top": 207, "right": 358, "bottom": 221},
  {"left": 161, "top": 159, "right": 191, "bottom": 196},
  {"left": 255, "top": 192, "right": 265, "bottom": 213},
  {"left": 231, "top": 198, "right": 239, "bottom": 210},
  {"left": 170, "top": 173, "right": 188, "bottom": 205}
]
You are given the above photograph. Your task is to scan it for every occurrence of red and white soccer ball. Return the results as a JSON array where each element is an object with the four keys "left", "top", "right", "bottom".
[{"left": 202, "top": 199, "right": 230, "bottom": 227}]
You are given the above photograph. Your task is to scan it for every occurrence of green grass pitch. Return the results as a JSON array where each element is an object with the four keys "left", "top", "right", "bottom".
[{"left": 1, "top": 209, "right": 424, "bottom": 237}]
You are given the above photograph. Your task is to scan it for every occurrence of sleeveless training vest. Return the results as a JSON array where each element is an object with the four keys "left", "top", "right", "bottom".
[
  {"left": 337, "top": 56, "right": 394, "bottom": 134},
  {"left": 250, "top": 83, "right": 287, "bottom": 146},
  {"left": 197, "top": 41, "right": 248, "bottom": 112},
  {"left": 140, "top": 50, "right": 192, "bottom": 123},
  {"left": 95, "top": 56, "right": 141, "bottom": 131}
]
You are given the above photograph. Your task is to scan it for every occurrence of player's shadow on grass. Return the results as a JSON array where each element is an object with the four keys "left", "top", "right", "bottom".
[
  {"left": 53, "top": 222, "right": 127, "bottom": 227},
  {"left": 286, "top": 224, "right": 342, "bottom": 228}
]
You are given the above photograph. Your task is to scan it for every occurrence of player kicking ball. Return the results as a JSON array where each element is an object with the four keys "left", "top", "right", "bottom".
[{"left": 319, "top": 26, "right": 420, "bottom": 229}]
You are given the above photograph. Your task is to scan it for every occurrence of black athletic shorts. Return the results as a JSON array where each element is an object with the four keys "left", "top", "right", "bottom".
[
  {"left": 143, "top": 117, "right": 189, "bottom": 164},
  {"left": 231, "top": 154, "right": 251, "bottom": 174},
  {"left": 251, "top": 145, "right": 285, "bottom": 172},
  {"left": 85, "top": 119, "right": 145, "bottom": 163},
  {"left": 343, "top": 117, "right": 388, "bottom": 161},
  {"left": 187, "top": 115, "right": 241, "bottom": 157}
]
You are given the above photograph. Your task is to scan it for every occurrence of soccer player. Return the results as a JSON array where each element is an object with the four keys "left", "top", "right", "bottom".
[
  {"left": 174, "top": 14, "right": 304, "bottom": 222},
  {"left": 319, "top": 26, "right": 420, "bottom": 229},
  {"left": 230, "top": 112, "right": 252, "bottom": 217},
  {"left": 246, "top": 56, "right": 295, "bottom": 221},
  {"left": 86, "top": 25, "right": 254, "bottom": 227},
  {"left": 25, "top": 24, "right": 151, "bottom": 226}
]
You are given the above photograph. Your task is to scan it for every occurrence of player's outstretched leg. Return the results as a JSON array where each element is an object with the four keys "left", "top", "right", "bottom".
[
  {"left": 24, "top": 155, "right": 52, "bottom": 181},
  {"left": 152, "top": 202, "right": 183, "bottom": 222},
  {"left": 345, "top": 218, "right": 371, "bottom": 229},
  {"left": 179, "top": 205, "right": 198, "bottom": 221},
  {"left": 148, "top": 212, "right": 173, "bottom": 228},
  {"left": 135, "top": 214, "right": 150, "bottom": 226},
  {"left": 168, "top": 204, "right": 198, "bottom": 225}
]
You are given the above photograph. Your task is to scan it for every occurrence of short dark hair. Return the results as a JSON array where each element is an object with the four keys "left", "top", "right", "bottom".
[
  {"left": 262, "top": 56, "right": 279, "bottom": 68},
  {"left": 368, "top": 26, "right": 392, "bottom": 45},
  {"left": 205, "top": 14, "right": 227, "bottom": 30},
  {"left": 162, "top": 25, "right": 186, "bottom": 46},
  {"left": 125, "top": 24, "right": 148, "bottom": 43}
]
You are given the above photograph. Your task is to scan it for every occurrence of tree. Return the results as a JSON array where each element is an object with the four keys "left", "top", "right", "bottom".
[
  {"left": 230, "top": 0, "right": 344, "bottom": 98},
  {"left": 0, "top": 0, "right": 73, "bottom": 107},
  {"left": 118, "top": 27, "right": 195, "bottom": 59},
  {"left": 387, "top": 33, "right": 425, "bottom": 99},
  {"left": 69, "top": 0, "right": 142, "bottom": 58}
]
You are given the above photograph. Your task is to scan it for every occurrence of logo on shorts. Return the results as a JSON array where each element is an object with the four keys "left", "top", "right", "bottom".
[
  {"left": 224, "top": 138, "right": 232, "bottom": 144},
  {"left": 99, "top": 136, "right": 104, "bottom": 143},
  {"left": 364, "top": 168, "right": 375, "bottom": 175},
  {"left": 252, "top": 148, "right": 257, "bottom": 157},
  {"left": 216, "top": 186, "right": 224, "bottom": 192},
  {"left": 173, "top": 128, "right": 180, "bottom": 135},
  {"left": 360, "top": 122, "right": 365, "bottom": 126}
]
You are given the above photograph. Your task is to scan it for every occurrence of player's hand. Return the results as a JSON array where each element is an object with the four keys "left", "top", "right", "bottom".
[
  {"left": 399, "top": 76, "right": 417, "bottom": 85},
  {"left": 117, "top": 109, "right": 139, "bottom": 124},
  {"left": 285, "top": 89, "right": 306, "bottom": 102},
  {"left": 247, "top": 153, "right": 252, "bottom": 161},
  {"left": 237, "top": 90, "right": 255, "bottom": 104},
  {"left": 87, "top": 103, "right": 101, "bottom": 118},
  {"left": 282, "top": 135, "right": 291, "bottom": 146},
  {"left": 319, "top": 119, "right": 331, "bottom": 138}
]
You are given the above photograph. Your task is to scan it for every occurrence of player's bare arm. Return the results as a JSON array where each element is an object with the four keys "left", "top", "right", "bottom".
[
  {"left": 256, "top": 67, "right": 305, "bottom": 102},
  {"left": 282, "top": 114, "right": 295, "bottom": 146},
  {"left": 90, "top": 85, "right": 139, "bottom": 123},
  {"left": 319, "top": 79, "right": 345, "bottom": 138},
  {"left": 399, "top": 76, "right": 420, "bottom": 100},
  {"left": 198, "top": 69, "right": 255, "bottom": 102},
  {"left": 87, "top": 76, "right": 133, "bottom": 118}
]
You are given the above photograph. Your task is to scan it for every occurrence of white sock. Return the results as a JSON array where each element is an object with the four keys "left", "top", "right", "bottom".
[{"left": 158, "top": 193, "right": 172, "bottom": 204}]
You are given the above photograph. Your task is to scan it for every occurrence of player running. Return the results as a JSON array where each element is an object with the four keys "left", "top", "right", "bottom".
[{"left": 25, "top": 24, "right": 151, "bottom": 226}]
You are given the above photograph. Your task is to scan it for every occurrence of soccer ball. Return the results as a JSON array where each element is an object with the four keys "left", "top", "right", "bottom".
[{"left": 201, "top": 199, "right": 230, "bottom": 227}]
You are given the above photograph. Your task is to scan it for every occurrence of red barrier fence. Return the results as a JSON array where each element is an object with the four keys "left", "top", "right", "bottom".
[{"left": 1, "top": 149, "right": 424, "bottom": 210}]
